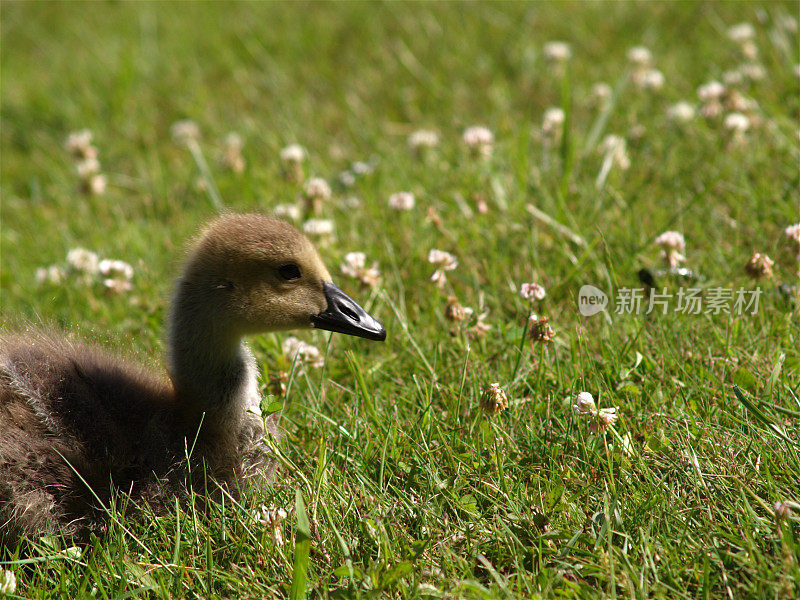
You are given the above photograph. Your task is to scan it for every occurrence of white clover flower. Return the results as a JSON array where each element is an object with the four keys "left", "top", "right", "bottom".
[
  {"left": 428, "top": 249, "right": 458, "bottom": 270},
  {"left": 274, "top": 203, "right": 302, "bottom": 221},
  {"left": 282, "top": 336, "right": 324, "bottom": 368},
  {"left": 444, "top": 296, "right": 473, "bottom": 322},
  {"left": 99, "top": 259, "right": 134, "bottom": 293},
  {"left": 99, "top": 259, "right": 134, "bottom": 280},
  {"left": 480, "top": 383, "right": 509, "bottom": 415},
  {"left": 626, "top": 46, "right": 653, "bottom": 66},
  {"left": 61, "top": 546, "right": 82, "bottom": 559},
  {"left": 388, "top": 191, "right": 415, "bottom": 211},
  {"left": 407, "top": 129, "right": 440, "bottom": 150},
  {"left": 542, "top": 107, "right": 565, "bottom": 139},
  {"left": 744, "top": 251, "right": 774, "bottom": 280},
  {"left": 655, "top": 231, "right": 686, "bottom": 268},
  {"left": 667, "top": 101, "right": 696, "bottom": 123},
  {"left": 528, "top": 314, "right": 555, "bottom": 343},
  {"left": 341, "top": 251, "right": 366, "bottom": 274},
  {"left": 221, "top": 132, "right": 245, "bottom": 173},
  {"left": 303, "top": 177, "right": 331, "bottom": 202},
  {"left": 573, "top": 392, "right": 597, "bottom": 415},
  {"left": 739, "top": 62, "right": 766, "bottom": 81},
  {"left": 170, "top": 120, "right": 201, "bottom": 146},
  {"left": 67, "top": 248, "right": 100, "bottom": 274},
  {"left": 591, "top": 82, "right": 612, "bottom": 103},
  {"left": 35, "top": 265, "right": 66, "bottom": 285},
  {"left": 0, "top": 570, "right": 15, "bottom": 595},
  {"left": 727, "top": 22, "right": 755, "bottom": 43},
  {"left": 339, "top": 171, "right": 356, "bottom": 187},
  {"left": 302, "top": 219, "right": 334, "bottom": 236},
  {"left": 786, "top": 223, "right": 800, "bottom": 244},
  {"left": 519, "top": 282, "right": 546, "bottom": 301},
  {"left": 543, "top": 41, "right": 571, "bottom": 62},
  {"left": 341, "top": 251, "right": 380, "bottom": 286},
  {"left": 76, "top": 157, "right": 100, "bottom": 180},
  {"left": 65, "top": 129, "right": 96, "bottom": 159},
  {"left": 774, "top": 501, "right": 793, "bottom": 521},
  {"left": 596, "top": 407, "right": 618, "bottom": 429},
  {"left": 637, "top": 68, "right": 665, "bottom": 90},
  {"left": 722, "top": 69, "right": 745, "bottom": 86},
  {"left": 777, "top": 15, "right": 798, "bottom": 32},
  {"left": 351, "top": 161, "right": 373, "bottom": 176},
  {"left": 697, "top": 81, "right": 726, "bottom": 102},
  {"left": 654, "top": 231, "right": 685, "bottom": 252},
  {"left": 428, "top": 249, "right": 458, "bottom": 288},
  {"left": 724, "top": 112, "right": 750, "bottom": 133},
  {"left": 598, "top": 134, "right": 631, "bottom": 170},
  {"left": 785, "top": 223, "right": 800, "bottom": 255},
  {"left": 88, "top": 174, "right": 108, "bottom": 195},
  {"left": 258, "top": 506, "right": 289, "bottom": 547},
  {"left": 470, "top": 310, "right": 491, "bottom": 338},
  {"left": 280, "top": 143, "right": 307, "bottom": 164},
  {"left": 462, "top": 126, "right": 495, "bottom": 157}
]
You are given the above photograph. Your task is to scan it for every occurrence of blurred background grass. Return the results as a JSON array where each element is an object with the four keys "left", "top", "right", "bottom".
[{"left": 1, "top": 1, "right": 799, "bottom": 598}]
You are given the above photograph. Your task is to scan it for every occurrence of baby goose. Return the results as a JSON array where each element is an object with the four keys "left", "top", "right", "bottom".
[{"left": 0, "top": 213, "right": 385, "bottom": 548}]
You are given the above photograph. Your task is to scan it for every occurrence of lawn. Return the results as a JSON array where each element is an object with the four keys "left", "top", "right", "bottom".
[{"left": 1, "top": 1, "right": 799, "bottom": 598}]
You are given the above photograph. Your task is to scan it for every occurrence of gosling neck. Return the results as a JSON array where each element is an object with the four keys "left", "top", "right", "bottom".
[{"left": 167, "top": 280, "right": 256, "bottom": 435}]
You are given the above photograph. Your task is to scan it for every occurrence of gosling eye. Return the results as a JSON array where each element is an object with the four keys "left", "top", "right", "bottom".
[{"left": 278, "top": 263, "right": 302, "bottom": 281}]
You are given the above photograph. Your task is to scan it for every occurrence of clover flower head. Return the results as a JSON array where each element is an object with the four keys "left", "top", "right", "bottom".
[
  {"left": 303, "top": 177, "right": 331, "bottom": 201},
  {"left": 480, "top": 383, "right": 509, "bottom": 415},
  {"left": 341, "top": 251, "right": 380, "bottom": 286},
  {"left": 76, "top": 157, "right": 101, "bottom": 180},
  {"left": 528, "top": 315, "right": 555, "bottom": 343},
  {"left": 655, "top": 231, "right": 686, "bottom": 268},
  {"left": 280, "top": 144, "right": 307, "bottom": 164},
  {"left": 591, "top": 82, "right": 612, "bottom": 103},
  {"left": 274, "top": 203, "right": 302, "bottom": 221},
  {"left": 728, "top": 22, "right": 755, "bottom": 43},
  {"left": 724, "top": 112, "right": 750, "bottom": 133},
  {"left": 445, "top": 296, "right": 473, "bottom": 322},
  {"left": 302, "top": 219, "right": 334, "bottom": 236},
  {"left": 599, "top": 134, "right": 631, "bottom": 170},
  {"left": 667, "top": 101, "right": 696, "bottom": 123},
  {"left": 221, "top": 132, "right": 245, "bottom": 173},
  {"left": 627, "top": 46, "right": 653, "bottom": 67},
  {"left": 462, "top": 126, "right": 494, "bottom": 157},
  {"left": 573, "top": 392, "right": 597, "bottom": 415},
  {"left": 282, "top": 336, "right": 324, "bottom": 368},
  {"left": 35, "top": 265, "right": 66, "bottom": 285},
  {"left": 67, "top": 248, "right": 100, "bottom": 274},
  {"left": 65, "top": 129, "right": 96, "bottom": 159},
  {"left": 0, "top": 570, "right": 16, "bottom": 595},
  {"left": 697, "top": 81, "right": 726, "bottom": 102},
  {"left": 744, "top": 251, "right": 774, "bottom": 280},
  {"left": 171, "top": 120, "right": 201, "bottom": 146},
  {"left": 543, "top": 41, "right": 571, "bottom": 62},
  {"left": 388, "top": 191, "right": 415, "bottom": 211},
  {"left": 542, "top": 107, "right": 565, "bottom": 138},
  {"left": 258, "top": 506, "right": 289, "bottom": 547},
  {"left": 408, "top": 129, "right": 440, "bottom": 151},
  {"left": 785, "top": 223, "right": 800, "bottom": 253},
  {"left": 520, "top": 282, "right": 546, "bottom": 301}
]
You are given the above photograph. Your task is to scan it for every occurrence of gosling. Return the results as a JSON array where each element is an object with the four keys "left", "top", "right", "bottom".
[{"left": 0, "top": 213, "right": 385, "bottom": 548}]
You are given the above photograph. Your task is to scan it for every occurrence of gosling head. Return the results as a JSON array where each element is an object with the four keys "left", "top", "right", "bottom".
[{"left": 178, "top": 213, "right": 386, "bottom": 341}]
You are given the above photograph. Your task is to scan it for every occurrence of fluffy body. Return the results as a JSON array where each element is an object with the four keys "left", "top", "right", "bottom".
[{"left": 0, "top": 214, "right": 342, "bottom": 549}]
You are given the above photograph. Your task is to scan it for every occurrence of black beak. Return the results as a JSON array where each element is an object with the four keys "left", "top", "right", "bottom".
[{"left": 311, "top": 282, "right": 386, "bottom": 341}]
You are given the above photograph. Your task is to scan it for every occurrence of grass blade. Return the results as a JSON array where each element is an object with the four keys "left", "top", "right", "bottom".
[{"left": 289, "top": 489, "right": 311, "bottom": 600}]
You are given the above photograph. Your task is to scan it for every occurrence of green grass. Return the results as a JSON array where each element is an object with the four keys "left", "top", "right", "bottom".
[{"left": 2, "top": 1, "right": 799, "bottom": 598}]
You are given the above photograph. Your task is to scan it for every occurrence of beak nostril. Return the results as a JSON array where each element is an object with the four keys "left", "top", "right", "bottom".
[{"left": 338, "top": 303, "right": 360, "bottom": 322}]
